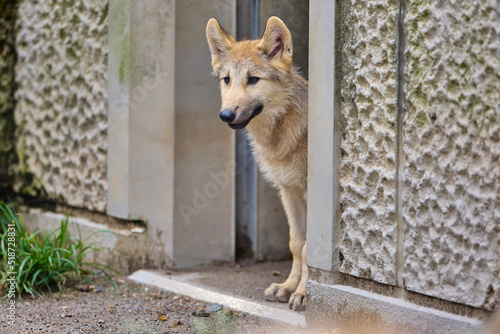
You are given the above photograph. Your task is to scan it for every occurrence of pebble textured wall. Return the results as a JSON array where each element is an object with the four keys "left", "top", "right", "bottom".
[
  {"left": 338, "top": 0, "right": 399, "bottom": 285},
  {"left": 14, "top": 0, "right": 108, "bottom": 211},
  {"left": 403, "top": 0, "right": 500, "bottom": 309}
]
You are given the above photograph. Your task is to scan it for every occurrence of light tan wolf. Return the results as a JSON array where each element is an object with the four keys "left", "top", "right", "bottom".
[{"left": 206, "top": 16, "right": 308, "bottom": 311}]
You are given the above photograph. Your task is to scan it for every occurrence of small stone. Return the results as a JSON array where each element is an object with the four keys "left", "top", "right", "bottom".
[
  {"left": 272, "top": 270, "right": 281, "bottom": 276},
  {"left": 205, "top": 303, "right": 222, "bottom": 313}
]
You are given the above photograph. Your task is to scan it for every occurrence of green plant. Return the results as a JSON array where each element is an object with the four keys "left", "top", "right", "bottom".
[{"left": 0, "top": 201, "right": 120, "bottom": 297}]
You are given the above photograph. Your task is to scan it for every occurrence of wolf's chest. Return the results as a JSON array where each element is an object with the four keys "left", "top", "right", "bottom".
[{"left": 252, "top": 144, "right": 306, "bottom": 191}]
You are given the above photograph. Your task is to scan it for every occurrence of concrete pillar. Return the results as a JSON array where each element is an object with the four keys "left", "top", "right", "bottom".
[
  {"left": 307, "top": 0, "right": 337, "bottom": 272},
  {"left": 107, "top": 0, "right": 236, "bottom": 268}
]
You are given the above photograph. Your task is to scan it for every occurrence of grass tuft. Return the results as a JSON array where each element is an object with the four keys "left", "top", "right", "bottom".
[{"left": 0, "top": 201, "right": 120, "bottom": 298}]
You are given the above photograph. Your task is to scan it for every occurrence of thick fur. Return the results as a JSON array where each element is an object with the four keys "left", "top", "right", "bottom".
[{"left": 206, "top": 17, "right": 308, "bottom": 311}]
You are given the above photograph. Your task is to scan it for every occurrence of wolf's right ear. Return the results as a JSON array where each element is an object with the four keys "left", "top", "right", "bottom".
[
  {"left": 259, "top": 17, "right": 292, "bottom": 64},
  {"left": 206, "top": 18, "right": 235, "bottom": 69}
]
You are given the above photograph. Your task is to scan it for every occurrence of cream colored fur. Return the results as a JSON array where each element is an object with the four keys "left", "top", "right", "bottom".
[{"left": 206, "top": 16, "right": 308, "bottom": 311}]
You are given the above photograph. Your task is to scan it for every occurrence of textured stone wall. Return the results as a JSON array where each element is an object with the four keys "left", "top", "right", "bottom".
[
  {"left": 402, "top": 0, "right": 500, "bottom": 309},
  {"left": 336, "top": 0, "right": 500, "bottom": 310},
  {"left": 14, "top": 0, "right": 108, "bottom": 211},
  {"left": 338, "top": 0, "right": 399, "bottom": 285}
]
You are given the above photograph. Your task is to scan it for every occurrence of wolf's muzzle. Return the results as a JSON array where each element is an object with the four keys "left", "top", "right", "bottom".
[{"left": 227, "top": 105, "right": 263, "bottom": 130}]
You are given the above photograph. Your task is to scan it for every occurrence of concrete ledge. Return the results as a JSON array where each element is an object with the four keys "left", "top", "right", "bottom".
[
  {"left": 306, "top": 281, "right": 483, "bottom": 334},
  {"left": 128, "top": 269, "right": 306, "bottom": 327},
  {"left": 21, "top": 208, "right": 152, "bottom": 274},
  {"left": 25, "top": 208, "right": 145, "bottom": 236}
]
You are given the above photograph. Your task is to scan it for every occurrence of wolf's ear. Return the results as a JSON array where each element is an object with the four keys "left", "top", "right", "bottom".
[
  {"left": 259, "top": 16, "right": 292, "bottom": 63},
  {"left": 206, "top": 18, "right": 235, "bottom": 68}
]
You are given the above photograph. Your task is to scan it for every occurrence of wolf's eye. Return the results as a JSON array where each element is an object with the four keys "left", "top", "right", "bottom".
[
  {"left": 223, "top": 76, "right": 230, "bottom": 84},
  {"left": 248, "top": 76, "right": 260, "bottom": 85}
]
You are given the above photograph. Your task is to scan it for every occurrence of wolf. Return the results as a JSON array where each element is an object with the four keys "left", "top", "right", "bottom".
[{"left": 206, "top": 16, "right": 308, "bottom": 311}]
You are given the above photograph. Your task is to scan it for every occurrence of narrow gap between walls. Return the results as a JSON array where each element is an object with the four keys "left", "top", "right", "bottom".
[{"left": 395, "top": 0, "right": 407, "bottom": 289}]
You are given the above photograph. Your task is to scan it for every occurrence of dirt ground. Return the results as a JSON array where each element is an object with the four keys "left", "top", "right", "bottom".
[{"left": 0, "top": 273, "right": 304, "bottom": 334}]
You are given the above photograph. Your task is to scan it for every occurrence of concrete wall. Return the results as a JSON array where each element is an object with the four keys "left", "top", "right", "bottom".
[
  {"left": 172, "top": 0, "right": 236, "bottom": 267},
  {"left": 14, "top": 0, "right": 109, "bottom": 211},
  {"left": 308, "top": 0, "right": 500, "bottom": 330}
]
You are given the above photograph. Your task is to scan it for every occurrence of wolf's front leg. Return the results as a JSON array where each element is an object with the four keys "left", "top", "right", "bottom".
[
  {"left": 264, "top": 187, "right": 307, "bottom": 311},
  {"left": 264, "top": 229, "right": 304, "bottom": 304},
  {"left": 288, "top": 243, "right": 307, "bottom": 311}
]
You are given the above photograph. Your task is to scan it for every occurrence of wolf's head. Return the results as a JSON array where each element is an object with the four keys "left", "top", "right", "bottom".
[{"left": 206, "top": 16, "right": 294, "bottom": 130}]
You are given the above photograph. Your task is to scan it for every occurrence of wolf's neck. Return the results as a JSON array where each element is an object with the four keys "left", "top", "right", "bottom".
[{"left": 246, "top": 74, "right": 308, "bottom": 159}]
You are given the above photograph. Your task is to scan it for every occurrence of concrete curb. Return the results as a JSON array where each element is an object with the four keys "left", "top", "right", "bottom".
[
  {"left": 128, "top": 270, "right": 307, "bottom": 327},
  {"left": 307, "top": 281, "right": 483, "bottom": 334}
]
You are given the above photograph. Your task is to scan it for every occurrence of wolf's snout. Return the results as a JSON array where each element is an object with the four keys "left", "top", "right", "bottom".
[{"left": 219, "top": 109, "right": 236, "bottom": 123}]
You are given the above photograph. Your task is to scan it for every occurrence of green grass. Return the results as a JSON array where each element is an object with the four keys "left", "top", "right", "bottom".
[{"left": 0, "top": 201, "right": 120, "bottom": 298}]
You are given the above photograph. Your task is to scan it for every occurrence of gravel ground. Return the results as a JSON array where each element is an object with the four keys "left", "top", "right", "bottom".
[{"left": 0, "top": 275, "right": 303, "bottom": 334}]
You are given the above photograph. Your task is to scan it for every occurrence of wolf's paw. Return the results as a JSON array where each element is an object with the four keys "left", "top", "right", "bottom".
[
  {"left": 288, "top": 291, "right": 306, "bottom": 312},
  {"left": 264, "top": 283, "right": 295, "bottom": 303}
]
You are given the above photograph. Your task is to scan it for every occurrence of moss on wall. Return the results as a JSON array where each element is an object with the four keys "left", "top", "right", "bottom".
[
  {"left": 403, "top": 0, "right": 500, "bottom": 310},
  {"left": 0, "top": 0, "right": 18, "bottom": 194}
]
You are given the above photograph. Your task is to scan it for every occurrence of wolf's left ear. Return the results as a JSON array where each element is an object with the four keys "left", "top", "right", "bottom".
[
  {"left": 259, "top": 17, "right": 293, "bottom": 63},
  {"left": 206, "top": 18, "right": 235, "bottom": 69}
]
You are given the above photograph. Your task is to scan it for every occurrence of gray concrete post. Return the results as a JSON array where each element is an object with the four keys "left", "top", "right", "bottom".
[{"left": 307, "top": 0, "right": 337, "bottom": 271}]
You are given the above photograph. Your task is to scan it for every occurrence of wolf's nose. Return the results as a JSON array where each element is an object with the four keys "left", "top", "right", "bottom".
[{"left": 219, "top": 109, "right": 236, "bottom": 123}]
